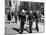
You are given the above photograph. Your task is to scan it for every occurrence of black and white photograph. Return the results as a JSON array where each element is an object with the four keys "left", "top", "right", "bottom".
[{"left": 5, "top": 0, "right": 44, "bottom": 34}]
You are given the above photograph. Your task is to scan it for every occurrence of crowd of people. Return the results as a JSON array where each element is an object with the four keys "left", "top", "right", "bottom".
[{"left": 5, "top": 8, "right": 44, "bottom": 34}]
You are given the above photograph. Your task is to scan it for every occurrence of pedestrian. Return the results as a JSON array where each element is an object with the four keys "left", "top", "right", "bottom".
[
  {"left": 28, "top": 10, "right": 34, "bottom": 33},
  {"left": 7, "top": 12, "right": 11, "bottom": 21},
  {"left": 19, "top": 9, "right": 26, "bottom": 34}
]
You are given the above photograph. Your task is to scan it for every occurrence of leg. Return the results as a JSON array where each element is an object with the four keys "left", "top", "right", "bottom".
[
  {"left": 36, "top": 19, "right": 39, "bottom": 31},
  {"left": 29, "top": 21, "right": 33, "bottom": 33},
  {"left": 15, "top": 16, "right": 17, "bottom": 23},
  {"left": 20, "top": 21, "right": 24, "bottom": 34}
]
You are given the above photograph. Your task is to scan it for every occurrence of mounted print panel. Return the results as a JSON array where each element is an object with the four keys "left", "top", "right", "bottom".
[{"left": 5, "top": 0, "right": 44, "bottom": 35}]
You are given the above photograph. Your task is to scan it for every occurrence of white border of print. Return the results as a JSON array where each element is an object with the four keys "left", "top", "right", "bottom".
[{"left": 0, "top": 0, "right": 45, "bottom": 35}]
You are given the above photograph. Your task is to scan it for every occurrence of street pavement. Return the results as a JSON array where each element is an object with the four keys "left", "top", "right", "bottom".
[{"left": 5, "top": 16, "right": 44, "bottom": 35}]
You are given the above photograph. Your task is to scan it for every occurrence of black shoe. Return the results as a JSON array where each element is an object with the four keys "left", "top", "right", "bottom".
[
  {"left": 29, "top": 31, "right": 32, "bottom": 33},
  {"left": 19, "top": 31, "right": 23, "bottom": 34},
  {"left": 20, "top": 32, "right": 23, "bottom": 34},
  {"left": 36, "top": 28, "right": 39, "bottom": 31}
]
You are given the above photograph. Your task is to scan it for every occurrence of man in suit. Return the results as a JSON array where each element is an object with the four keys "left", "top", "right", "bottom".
[
  {"left": 28, "top": 10, "right": 34, "bottom": 33},
  {"left": 33, "top": 10, "right": 41, "bottom": 31},
  {"left": 19, "top": 9, "right": 26, "bottom": 34}
]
